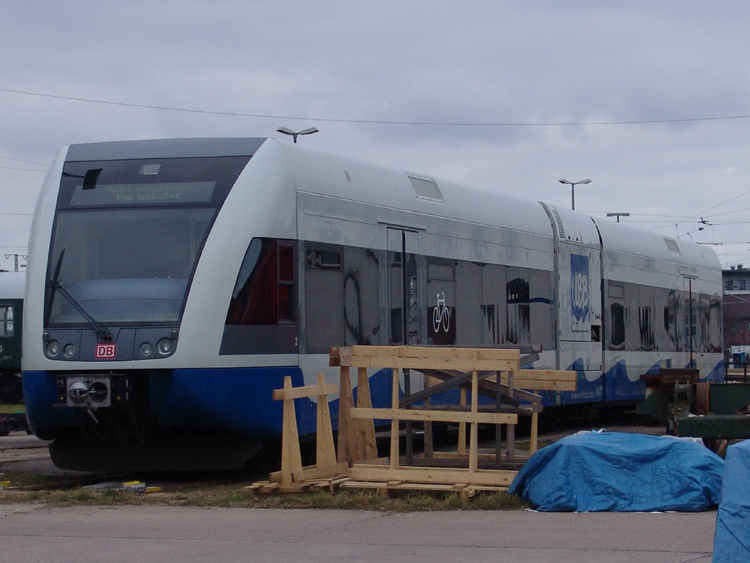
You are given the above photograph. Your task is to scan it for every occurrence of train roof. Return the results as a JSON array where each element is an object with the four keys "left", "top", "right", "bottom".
[
  {"left": 278, "top": 140, "right": 554, "bottom": 239},
  {"left": 0, "top": 271, "right": 25, "bottom": 299},
  {"left": 60, "top": 137, "right": 722, "bottom": 277},
  {"left": 593, "top": 218, "right": 721, "bottom": 271},
  {"left": 65, "top": 138, "right": 266, "bottom": 161}
]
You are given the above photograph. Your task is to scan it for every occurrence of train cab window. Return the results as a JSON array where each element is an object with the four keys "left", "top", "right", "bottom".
[
  {"left": 0, "top": 306, "right": 13, "bottom": 337},
  {"left": 226, "top": 238, "right": 296, "bottom": 325}
]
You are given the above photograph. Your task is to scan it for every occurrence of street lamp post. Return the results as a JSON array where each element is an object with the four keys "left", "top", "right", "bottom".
[
  {"left": 277, "top": 126, "right": 319, "bottom": 143},
  {"left": 606, "top": 212, "right": 630, "bottom": 223},
  {"left": 559, "top": 178, "right": 591, "bottom": 210}
]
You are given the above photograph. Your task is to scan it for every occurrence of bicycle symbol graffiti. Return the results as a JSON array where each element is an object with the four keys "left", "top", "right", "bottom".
[{"left": 433, "top": 292, "right": 451, "bottom": 333}]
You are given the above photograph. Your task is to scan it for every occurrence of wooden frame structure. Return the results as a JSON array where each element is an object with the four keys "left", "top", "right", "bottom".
[
  {"left": 251, "top": 346, "right": 576, "bottom": 495},
  {"left": 331, "top": 346, "right": 576, "bottom": 489},
  {"left": 251, "top": 373, "right": 348, "bottom": 493}
]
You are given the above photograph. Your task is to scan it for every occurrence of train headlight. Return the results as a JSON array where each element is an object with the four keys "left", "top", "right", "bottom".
[
  {"left": 156, "top": 338, "right": 174, "bottom": 356},
  {"left": 46, "top": 340, "right": 60, "bottom": 358},
  {"left": 138, "top": 342, "right": 153, "bottom": 358},
  {"left": 68, "top": 381, "right": 89, "bottom": 404},
  {"left": 63, "top": 344, "right": 77, "bottom": 359}
]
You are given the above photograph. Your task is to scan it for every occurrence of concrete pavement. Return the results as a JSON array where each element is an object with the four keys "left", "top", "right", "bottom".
[{"left": 0, "top": 504, "right": 715, "bottom": 562}]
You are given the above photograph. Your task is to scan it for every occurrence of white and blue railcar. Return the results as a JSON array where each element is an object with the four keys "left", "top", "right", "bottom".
[{"left": 22, "top": 138, "right": 723, "bottom": 471}]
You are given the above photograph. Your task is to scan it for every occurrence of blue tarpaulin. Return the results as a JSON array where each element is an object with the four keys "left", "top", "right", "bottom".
[
  {"left": 509, "top": 431, "right": 724, "bottom": 512},
  {"left": 713, "top": 439, "right": 750, "bottom": 562}
]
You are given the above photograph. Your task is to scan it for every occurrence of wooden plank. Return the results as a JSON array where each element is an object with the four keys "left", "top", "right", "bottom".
[
  {"left": 337, "top": 366, "right": 359, "bottom": 463},
  {"left": 273, "top": 382, "right": 337, "bottom": 401},
  {"left": 314, "top": 373, "right": 338, "bottom": 468},
  {"left": 293, "top": 461, "right": 349, "bottom": 483},
  {"left": 408, "top": 403, "right": 540, "bottom": 414},
  {"left": 506, "top": 371, "right": 515, "bottom": 461},
  {"left": 458, "top": 387, "right": 467, "bottom": 455},
  {"left": 356, "top": 367, "right": 378, "bottom": 461},
  {"left": 348, "top": 465, "right": 517, "bottom": 487},
  {"left": 350, "top": 407, "right": 517, "bottom": 425},
  {"left": 423, "top": 372, "right": 433, "bottom": 458},
  {"left": 336, "top": 345, "right": 522, "bottom": 370},
  {"left": 422, "top": 369, "right": 540, "bottom": 404},
  {"left": 501, "top": 370, "right": 577, "bottom": 390},
  {"left": 469, "top": 370, "right": 479, "bottom": 473},
  {"left": 389, "top": 368, "right": 399, "bottom": 471},
  {"left": 351, "top": 345, "right": 520, "bottom": 361},
  {"left": 399, "top": 369, "right": 494, "bottom": 406},
  {"left": 345, "top": 356, "right": 520, "bottom": 371},
  {"left": 279, "top": 376, "right": 303, "bottom": 487}
]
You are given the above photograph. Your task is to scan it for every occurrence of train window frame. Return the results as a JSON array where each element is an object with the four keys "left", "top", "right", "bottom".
[{"left": 0, "top": 305, "right": 13, "bottom": 337}]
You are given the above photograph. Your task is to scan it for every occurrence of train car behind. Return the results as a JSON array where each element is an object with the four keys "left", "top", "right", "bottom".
[{"left": 0, "top": 270, "right": 24, "bottom": 403}]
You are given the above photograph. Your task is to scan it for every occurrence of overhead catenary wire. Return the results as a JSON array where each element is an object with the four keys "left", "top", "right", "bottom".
[
  {"left": 3, "top": 86, "right": 750, "bottom": 128},
  {"left": 4, "top": 86, "right": 750, "bottom": 265}
]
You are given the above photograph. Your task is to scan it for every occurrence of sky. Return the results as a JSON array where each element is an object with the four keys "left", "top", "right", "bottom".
[{"left": 2, "top": 1, "right": 750, "bottom": 272}]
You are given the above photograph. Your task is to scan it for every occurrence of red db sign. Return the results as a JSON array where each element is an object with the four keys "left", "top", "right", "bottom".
[{"left": 95, "top": 343, "right": 116, "bottom": 359}]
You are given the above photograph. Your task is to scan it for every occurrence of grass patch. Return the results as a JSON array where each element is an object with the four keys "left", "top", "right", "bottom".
[
  {"left": 0, "top": 480, "right": 529, "bottom": 511},
  {"left": 0, "top": 470, "right": 91, "bottom": 488}
]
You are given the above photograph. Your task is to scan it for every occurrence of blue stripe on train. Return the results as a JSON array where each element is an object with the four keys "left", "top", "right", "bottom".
[
  {"left": 22, "top": 367, "right": 401, "bottom": 440},
  {"left": 24, "top": 358, "right": 725, "bottom": 439}
]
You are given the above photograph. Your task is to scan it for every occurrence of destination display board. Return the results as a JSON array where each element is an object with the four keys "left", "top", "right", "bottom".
[{"left": 68, "top": 181, "right": 216, "bottom": 207}]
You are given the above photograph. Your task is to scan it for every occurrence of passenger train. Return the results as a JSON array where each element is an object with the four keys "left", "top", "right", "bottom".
[
  {"left": 22, "top": 138, "right": 723, "bottom": 471},
  {"left": 0, "top": 271, "right": 24, "bottom": 404}
]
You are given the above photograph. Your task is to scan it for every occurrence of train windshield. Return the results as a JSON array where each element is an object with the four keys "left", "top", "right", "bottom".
[{"left": 46, "top": 155, "right": 250, "bottom": 326}]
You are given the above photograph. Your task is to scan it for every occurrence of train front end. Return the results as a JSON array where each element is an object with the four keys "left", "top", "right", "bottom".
[{"left": 22, "top": 138, "right": 297, "bottom": 471}]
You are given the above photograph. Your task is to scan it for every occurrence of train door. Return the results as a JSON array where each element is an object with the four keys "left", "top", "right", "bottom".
[{"left": 386, "top": 228, "right": 421, "bottom": 345}]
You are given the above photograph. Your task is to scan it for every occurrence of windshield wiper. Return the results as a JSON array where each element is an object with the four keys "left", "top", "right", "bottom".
[{"left": 48, "top": 248, "right": 114, "bottom": 342}]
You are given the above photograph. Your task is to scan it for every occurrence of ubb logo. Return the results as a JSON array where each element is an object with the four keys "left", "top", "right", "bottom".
[
  {"left": 571, "top": 254, "right": 590, "bottom": 325},
  {"left": 573, "top": 272, "right": 589, "bottom": 311}
]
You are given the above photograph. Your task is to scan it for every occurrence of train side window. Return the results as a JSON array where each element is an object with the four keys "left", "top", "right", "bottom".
[
  {"left": 506, "top": 273, "right": 530, "bottom": 345},
  {"left": 226, "top": 238, "right": 296, "bottom": 325},
  {"left": 305, "top": 244, "right": 344, "bottom": 354},
  {"left": 609, "top": 303, "right": 625, "bottom": 349},
  {"left": 0, "top": 306, "right": 13, "bottom": 337}
]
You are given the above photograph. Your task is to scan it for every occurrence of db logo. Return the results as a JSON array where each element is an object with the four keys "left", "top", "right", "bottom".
[{"left": 95, "top": 343, "right": 116, "bottom": 359}]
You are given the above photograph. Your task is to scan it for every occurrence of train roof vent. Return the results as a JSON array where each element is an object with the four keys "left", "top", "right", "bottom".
[
  {"left": 407, "top": 173, "right": 444, "bottom": 203},
  {"left": 664, "top": 237, "right": 681, "bottom": 255},
  {"left": 550, "top": 207, "right": 566, "bottom": 239}
]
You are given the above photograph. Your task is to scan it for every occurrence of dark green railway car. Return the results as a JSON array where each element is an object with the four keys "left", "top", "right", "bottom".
[{"left": 0, "top": 272, "right": 24, "bottom": 404}]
